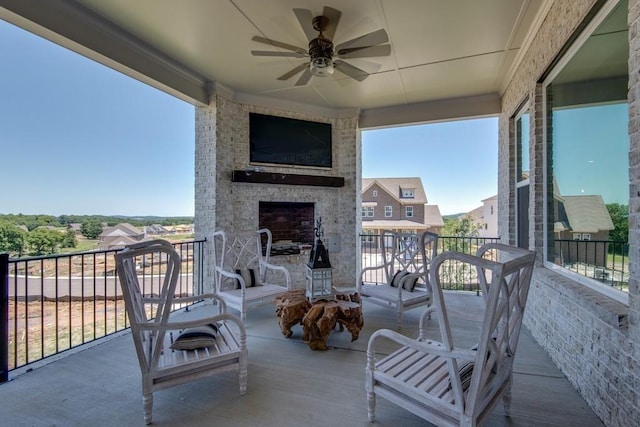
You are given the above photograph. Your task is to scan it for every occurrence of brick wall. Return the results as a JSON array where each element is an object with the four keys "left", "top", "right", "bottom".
[
  {"left": 499, "top": 1, "right": 640, "bottom": 425},
  {"left": 195, "top": 91, "right": 359, "bottom": 290}
]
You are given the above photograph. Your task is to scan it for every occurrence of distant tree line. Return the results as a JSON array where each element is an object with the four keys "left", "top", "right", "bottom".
[
  {"left": 0, "top": 214, "right": 194, "bottom": 257},
  {"left": 0, "top": 213, "right": 193, "bottom": 231}
]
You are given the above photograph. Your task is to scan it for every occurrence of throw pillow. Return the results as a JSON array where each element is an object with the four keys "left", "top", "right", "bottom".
[
  {"left": 402, "top": 276, "right": 420, "bottom": 292},
  {"left": 235, "top": 268, "right": 257, "bottom": 289},
  {"left": 391, "top": 270, "right": 408, "bottom": 287},
  {"left": 458, "top": 361, "right": 475, "bottom": 391},
  {"left": 170, "top": 324, "right": 219, "bottom": 350}
]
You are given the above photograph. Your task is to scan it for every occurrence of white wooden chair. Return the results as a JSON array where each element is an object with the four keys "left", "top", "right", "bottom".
[
  {"left": 115, "top": 239, "right": 247, "bottom": 425},
  {"left": 358, "top": 230, "right": 438, "bottom": 329},
  {"left": 212, "top": 228, "right": 292, "bottom": 322},
  {"left": 365, "top": 243, "right": 536, "bottom": 426}
]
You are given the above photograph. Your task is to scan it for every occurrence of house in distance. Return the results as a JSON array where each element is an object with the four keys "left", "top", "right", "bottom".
[{"left": 361, "top": 177, "right": 443, "bottom": 237}]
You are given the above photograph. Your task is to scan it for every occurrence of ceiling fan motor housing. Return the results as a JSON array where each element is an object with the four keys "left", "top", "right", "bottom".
[
  {"left": 309, "top": 36, "right": 334, "bottom": 76},
  {"left": 309, "top": 15, "right": 334, "bottom": 76}
]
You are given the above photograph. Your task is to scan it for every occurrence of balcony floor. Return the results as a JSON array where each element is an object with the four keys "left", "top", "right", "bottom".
[{"left": 1, "top": 292, "right": 603, "bottom": 426}]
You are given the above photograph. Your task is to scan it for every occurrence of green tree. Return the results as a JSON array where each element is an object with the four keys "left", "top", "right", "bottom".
[
  {"left": 81, "top": 221, "right": 103, "bottom": 239},
  {"left": 0, "top": 219, "right": 26, "bottom": 257},
  {"left": 27, "top": 228, "right": 64, "bottom": 256},
  {"left": 61, "top": 229, "right": 78, "bottom": 248},
  {"left": 442, "top": 216, "right": 479, "bottom": 238},
  {"left": 440, "top": 216, "right": 481, "bottom": 289},
  {"left": 606, "top": 203, "right": 628, "bottom": 242}
]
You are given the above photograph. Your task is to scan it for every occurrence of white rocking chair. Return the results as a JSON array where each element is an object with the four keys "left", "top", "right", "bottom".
[
  {"left": 358, "top": 230, "right": 438, "bottom": 329},
  {"left": 365, "top": 243, "right": 536, "bottom": 426},
  {"left": 115, "top": 239, "right": 247, "bottom": 425},
  {"left": 212, "top": 228, "right": 292, "bottom": 322}
]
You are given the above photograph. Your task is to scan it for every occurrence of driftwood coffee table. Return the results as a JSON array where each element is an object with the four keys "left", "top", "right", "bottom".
[{"left": 274, "top": 289, "right": 363, "bottom": 351}]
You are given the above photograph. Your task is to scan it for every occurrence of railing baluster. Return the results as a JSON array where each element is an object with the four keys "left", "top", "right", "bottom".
[
  {"left": 6, "top": 239, "right": 205, "bottom": 372},
  {"left": 1, "top": 253, "right": 8, "bottom": 383}
]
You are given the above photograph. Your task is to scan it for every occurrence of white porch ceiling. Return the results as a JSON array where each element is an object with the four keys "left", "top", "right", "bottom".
[{"left": 0, "top": 0, "right": 553, "bottom": 127}]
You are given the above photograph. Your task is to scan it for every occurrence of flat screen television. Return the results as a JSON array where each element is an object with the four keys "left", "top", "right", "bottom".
[{"left": 249, "top": 113, "right": 332, "bottom": 168}]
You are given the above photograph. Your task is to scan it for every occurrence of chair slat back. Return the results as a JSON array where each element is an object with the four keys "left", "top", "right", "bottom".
[
  {"left": 213, "top": 229, "right": 273, "bottom": 288},
  {"left": 429, "top": 244, "right": 535, "bottom": 413},
  {"left": 379, "top": 230, "right": 438, "bottom": 285},
  {"left": 115, "top": 240, "right": 181, "bottom": 371}
]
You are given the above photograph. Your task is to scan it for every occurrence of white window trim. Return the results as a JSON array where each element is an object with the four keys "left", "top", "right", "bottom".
[
  {"left": 385, "top": 206, "right": 392, "bottom": 217},
  {"left": 372, "top": 190, "right": 377, "bottom": 197},
  {"left": 541, "top": 0, "right": 627, "bottom": 306},
  {"left": 406, "top": 206, "right": 413, "bottom": 217},
  {"left": 362, "top": 206, "right": 374, "bottom": 217}
]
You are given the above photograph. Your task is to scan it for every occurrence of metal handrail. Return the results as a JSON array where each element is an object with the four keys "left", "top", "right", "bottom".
[{"left": 3, "top": 239, "right": 206, "bottom": 374}]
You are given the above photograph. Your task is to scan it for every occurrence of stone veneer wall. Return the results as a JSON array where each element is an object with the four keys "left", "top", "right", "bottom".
[
  {"left": 195, "top": 92, "right": 359, "bottom": 292},
  {"left": 499, "top": 0, "right": 640, "bottom": 425}
]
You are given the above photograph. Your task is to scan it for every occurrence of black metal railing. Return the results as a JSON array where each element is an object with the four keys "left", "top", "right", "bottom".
[
  {"left": 360, "top": 234, "right": 630, "bottom": 293},
  {"left": 360, "top": 234, "right": 499, "bottom": 293},
  {"left": 2, "top": 239, "right": 205, "bottom": 374},
  {"left": 552, "top": 239, "right": 629, "bottom": 291}
]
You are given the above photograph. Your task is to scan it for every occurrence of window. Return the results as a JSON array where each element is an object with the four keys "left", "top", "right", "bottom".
[
  {"left": 362, "top": 206, "right": 374, "bottom": 217},
  {"left": 544, "top": 0, "right": 629, "bottom": 298},
  {"left": 515, "top": 102, "right": 530, "bottom": 249},
  {"left": 373, "top": 190, "right": 377, "bottom": 197},
  {"left": 406, "top": 206, "right": 413, "bottom": 218},
  {"left": 385, "top": 206, "right": 392, "bottom": 217},
  {"left": 401, "top": 188, "right": 414, "bottom": 198}
]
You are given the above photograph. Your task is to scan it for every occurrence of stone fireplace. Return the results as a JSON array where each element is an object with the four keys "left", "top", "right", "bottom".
[
  {"left": 195, "top": 95, "right": 359, "bottom": 289},
  {"left": 259, "top": 202, "right": 314, "bottom": 255}
]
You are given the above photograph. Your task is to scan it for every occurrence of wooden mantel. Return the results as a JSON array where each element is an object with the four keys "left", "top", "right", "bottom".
[{"left": 232, "top": 170, "right": 345, "bottom": 187}]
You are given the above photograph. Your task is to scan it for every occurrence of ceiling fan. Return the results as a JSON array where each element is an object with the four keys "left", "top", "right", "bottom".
[{"left": 251, "top": 6, "right": 391, "bottom": 86}]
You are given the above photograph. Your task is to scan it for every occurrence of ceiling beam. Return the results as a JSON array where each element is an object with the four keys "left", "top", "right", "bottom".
[
  {"left": 0, "top": 0, "right": 211, "bottom": 105},
  {"left": 359, "top": 93, "right": 501, "bottom": 129}
]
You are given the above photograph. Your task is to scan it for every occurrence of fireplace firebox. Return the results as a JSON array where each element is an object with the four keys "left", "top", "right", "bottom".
[{"left": 259, "top": 202, "right": 314, "bottom": 255}]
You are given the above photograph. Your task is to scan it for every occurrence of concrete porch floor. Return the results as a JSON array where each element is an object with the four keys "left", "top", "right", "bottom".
[{"left": 0, "top": 292, "right": 603, "bottom": 427}]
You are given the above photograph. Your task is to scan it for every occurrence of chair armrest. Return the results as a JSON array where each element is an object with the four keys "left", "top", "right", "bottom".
[
  {"left": 359, "top": 263, "right": 393, "bottom": 287},
  {"left": 172, "top": 293, "right": 228, "bottom": 313},
  {"left": 164, "top": 312, "right": 246, "bottom": 336},
  {"left": 137, "top": 312, "right": 246, "bottom": 337},
  {"left": 261, "top": 261, "right": 292, "bottom": 289},
  {"left": 215, "top": 267, "right": 247, "bottom": 290},
  {"left": 367, "top": 328, "right": 475, "bottom": 361}
]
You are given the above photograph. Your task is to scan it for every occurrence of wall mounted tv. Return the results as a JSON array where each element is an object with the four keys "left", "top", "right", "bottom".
[{"left": 249, "top": 113, "right": 332, "bottom": 168}]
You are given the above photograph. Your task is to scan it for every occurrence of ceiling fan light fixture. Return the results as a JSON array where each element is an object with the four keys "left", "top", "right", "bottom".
[{"left": 310, "top": 56, "right": 334, "bottom": 76}]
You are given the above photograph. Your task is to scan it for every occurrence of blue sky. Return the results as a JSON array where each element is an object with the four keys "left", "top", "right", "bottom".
[{"left": 1, "top": 19, "right": 498, "bottom": 217}]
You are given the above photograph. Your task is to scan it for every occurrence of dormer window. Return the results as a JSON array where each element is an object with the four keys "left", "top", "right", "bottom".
[{"left": 401, "top": 188, "right": 415, "bottom": 198}]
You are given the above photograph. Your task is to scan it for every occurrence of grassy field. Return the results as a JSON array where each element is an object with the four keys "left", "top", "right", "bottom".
[{"left": 9, "top": 299, "right": 129, "bottom": 370}]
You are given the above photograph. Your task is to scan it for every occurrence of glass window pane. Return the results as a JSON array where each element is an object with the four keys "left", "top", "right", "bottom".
[
  {"left": 517, "top": 112, "right": 530, "bottom": 181},
  {"left": 545, "top": 0, "right": 629, "bottom": 292}
]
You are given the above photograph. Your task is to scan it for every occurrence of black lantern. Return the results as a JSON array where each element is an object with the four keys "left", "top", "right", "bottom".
[{"left": 306, "top": 217, "right": 333, "bottom": 301}]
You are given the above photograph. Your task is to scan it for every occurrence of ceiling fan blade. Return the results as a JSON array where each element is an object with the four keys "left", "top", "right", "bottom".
[
  {"left": 335, "top": 28, "right": 389, "bottom": 52},
  {"left": 337, "top": 44, "right": 391, "bottom": 59},
  {"left": 252, "top": 36, "right": 307, "bottom": 54},
  {"left": 295, "top": 69, "right": 313, "bottom": 86},
  {"left": 277, "top": 62, "right": 309, "bottom": 81},
  {"left": 293, "top": 8, "right": 316, "bottom": 42},
  {"left": 333, "top": 60, "right": 369, "bottom": 82},
  {"left": 251, "top": 50, "right": 307, "bottom": 58},
  {"left": 322, "top": 6, "right": 341, "bottom": 41}
]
